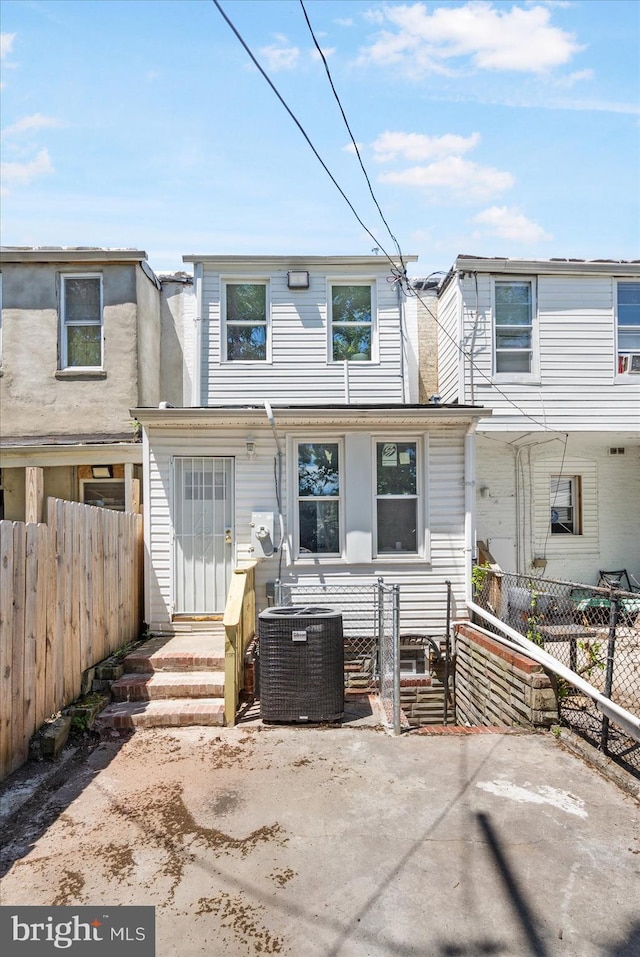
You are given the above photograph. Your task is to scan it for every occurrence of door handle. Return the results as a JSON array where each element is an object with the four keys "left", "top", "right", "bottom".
[{"left": 225, "top": 528, "right": 233, "bottom": 544}]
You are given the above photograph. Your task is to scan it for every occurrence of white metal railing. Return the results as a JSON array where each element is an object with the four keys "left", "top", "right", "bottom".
[{"left": 465, "top": 600, "right": 640, "bottom": 745}]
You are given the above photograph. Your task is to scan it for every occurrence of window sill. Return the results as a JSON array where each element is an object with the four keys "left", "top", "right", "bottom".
[
  {"left": 489, "top": 376, "right": 541, "bottom": 386},
  {"left": 55, "top": 369, "right": 107, "bottom": 381}
]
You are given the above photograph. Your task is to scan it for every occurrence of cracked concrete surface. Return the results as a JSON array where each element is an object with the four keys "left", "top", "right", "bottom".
[{"left": 1, "top": 726, "right": 639, "bottom": 956}]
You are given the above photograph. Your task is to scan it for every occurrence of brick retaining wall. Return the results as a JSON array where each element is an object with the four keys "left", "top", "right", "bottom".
[{"left": 455, "top": 624, "right": 558, "bottom": 729}]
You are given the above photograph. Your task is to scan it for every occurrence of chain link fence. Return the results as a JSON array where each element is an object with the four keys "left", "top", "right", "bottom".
[
  {"left": 473, "top": 568, "right": 640, "bottom": 776},
  {"left": 274, "top": 580, "right": 401, "bottom": 733}
]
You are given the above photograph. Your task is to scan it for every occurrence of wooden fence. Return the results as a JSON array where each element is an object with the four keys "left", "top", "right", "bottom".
[{"left": 0, "top": 498, "right": 143, "bottom": 780}]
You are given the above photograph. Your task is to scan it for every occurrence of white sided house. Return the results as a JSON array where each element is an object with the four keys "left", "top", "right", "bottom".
[
  {"left": 436, "top": 256, "right": 640, "bottom": 583},
  {"left": 135, "top": 256, "right": 486, "bottom": 638}
]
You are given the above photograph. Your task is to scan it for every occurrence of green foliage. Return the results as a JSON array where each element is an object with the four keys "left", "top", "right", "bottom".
[
  {"left": 471, "top": 563, "right": 491, "bottom": 594},
  {"left": 526, "top": 590, "right": 543, "bottom": 647}
]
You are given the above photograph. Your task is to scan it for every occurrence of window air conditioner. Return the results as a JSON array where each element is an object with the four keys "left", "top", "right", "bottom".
[{"left": 620, "top": 353, "right": 640, "bottom": 373}]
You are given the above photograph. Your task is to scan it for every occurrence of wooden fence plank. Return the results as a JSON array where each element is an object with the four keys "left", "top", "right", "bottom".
[
  {"left": 93, "top": 508, "right": 106, "bottom": 664},
  {"left": 23, "top": 523, "right": 40, "bottom": 755},
  {"left": 35, "top": 524, "right": 48, "bottom": 735},
  {"left": 11, "top": 524, "right": 26, "bottom": 772},
  {"left": 1, "top": 499, "right": 144, "bottom": 781},
  {"left": 0, "top": 522, "right": 14, "bottom": 781},
  {"left": 45, "top": 500, "right": 58, "bottom": 719},
  {"left": 62, "top": 502, "right": 74, "bottom": 705}
]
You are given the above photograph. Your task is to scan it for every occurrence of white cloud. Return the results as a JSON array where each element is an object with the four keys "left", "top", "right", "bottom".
[
  {"left": 334, "top": 17, "right": 354, "bottom": 27},
  {"left": 371, "top": 130, "right": 481, "bottom": 163},
  {"left": 1, "top": 147, "right": 53, "bottom": 193},
  {"left": 2, "top": 113, "right": 65, "bottom": 137},
  {"left": 358, "top": 2, "right": 582, "bottom": 76},
  {"left": 1, "top": 32, "right": 16, "bottom": 59},
  {"left": 554, "top": 68, "right": 593, "bottom": 88},
  {"left": 473, "top": 205, "right": 551, "bottom": 242},
  {"left": 380, "top": 157, "right": 514, "bottom": 202},
  {"left": 312, "top": 47, "right": 336, "bottom": 61},
  {"left": 259, "top": 39, "right": 300, "bottom": 71},
  {"left": 342, "top": 142, "right": 364, "bottom": 155}
]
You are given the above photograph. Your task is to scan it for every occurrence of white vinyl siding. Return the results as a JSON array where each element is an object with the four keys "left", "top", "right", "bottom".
[
  {"left": 453, "top": 272, "right": 640, "bottom": 430},
  {"left": 143, "top": 422, "right": 468, "bottom": 634},
  {"left": 195, "top": 264, "right": 415, "bottom": 405}
]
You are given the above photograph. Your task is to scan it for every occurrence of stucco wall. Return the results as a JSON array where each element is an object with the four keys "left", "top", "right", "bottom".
[
  {"left": 159, "top": 278, "right": 192, "bottom": 408},
  {"left": 135, "top": 266, "right": 162, "bottom": 408},
  {"left": 0, "top": 262, "right": 145, "bottom": 437},
  {"left": 1, "top": 465, "right": 75, "bottom": 521}
]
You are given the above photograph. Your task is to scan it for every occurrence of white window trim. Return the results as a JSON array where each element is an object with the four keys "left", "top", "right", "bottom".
[
  {"left": 372, "top": 435, "right": 427, "bottom": 560},
  {"left": 221, "top": 277, "right": 271, "bottom": 364},
  {"left": 60, "top": 273, "right": 104, "bottom": 370},
  {"left": 491, "top": 276, "right": 539, "bottom": 383},
  {"left": 327, "top": 278, "right": 378, "bottom": 364},
  {"left": 614, "top": 278, "right": 640, "bottom": 381},
  {"left": 292, "top": 436, "right": 344, "bottom": 561},
  {"left": 550, "top": 474, "right": 581, "bottom": 536},
  {"left": 534, "top": 456, "right": 598, "bottom": 558}
]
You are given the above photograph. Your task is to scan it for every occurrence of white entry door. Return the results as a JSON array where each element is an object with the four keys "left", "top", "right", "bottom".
[{"left": 173, "top": 456, "right": 234, "bottom": 614}]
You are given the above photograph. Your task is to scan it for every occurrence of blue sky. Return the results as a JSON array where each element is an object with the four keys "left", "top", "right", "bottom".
[{"left": 1, "top": 0, "right": 639, "bottom": 276}]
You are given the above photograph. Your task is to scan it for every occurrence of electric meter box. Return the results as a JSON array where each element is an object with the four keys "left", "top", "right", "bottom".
[{"left": 250, "top": 511, "right": 275, "bottom": 558}]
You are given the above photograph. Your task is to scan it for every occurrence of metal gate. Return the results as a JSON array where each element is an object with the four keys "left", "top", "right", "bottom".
[{"left": 274, "top": 579, "right": 402, "bottom": 733}]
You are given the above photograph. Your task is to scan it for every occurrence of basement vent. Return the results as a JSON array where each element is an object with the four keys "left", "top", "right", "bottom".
[{"left": 608, "top": 447, "right": 626, "bottom": 456}]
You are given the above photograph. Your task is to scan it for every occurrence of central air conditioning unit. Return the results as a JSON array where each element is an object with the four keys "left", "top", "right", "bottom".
[{"left": 620, "top": 353, "right": 640, "bottom": 373}]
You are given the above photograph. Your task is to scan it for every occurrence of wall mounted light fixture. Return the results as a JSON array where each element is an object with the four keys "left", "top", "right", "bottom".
[
  {"left": 287, "top": 270, "right": 309, "bottom": 290},
  {"left": 91, "top": 465, "right": 113, "bottom": 479},
  {"left": 246, "top": 437, "right": 256, "bottom": 461}
]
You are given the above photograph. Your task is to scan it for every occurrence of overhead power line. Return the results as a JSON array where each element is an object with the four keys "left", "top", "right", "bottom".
[
  {"left": 212, "top": 0, "right": 400, "bottom": 272},
  {"left": 212, "top": 0, "right": 567, "bottom": 443},
  {"left": 299, "top": 0, "right": 406, "bottom": 275}
]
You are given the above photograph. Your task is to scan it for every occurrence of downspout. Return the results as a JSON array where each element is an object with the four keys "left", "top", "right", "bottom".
[
  {"left": 397, "top": 279, "right": 408, "bottom": 403},
  {"left": 464, "top": 421, "right": 477, "bottom": 604},
  {"left": 191, "top": 262, "right": 203, "bottom": 407},
  {"left": 264, "top": 401, "right": 286, "bottom": 575}
]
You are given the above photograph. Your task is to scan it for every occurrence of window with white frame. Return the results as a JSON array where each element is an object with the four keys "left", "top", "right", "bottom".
[
  {"left": 61, "top": 274, "right": 103, "bottom": 368},
  {"left": 224, "top": 282, "right": 268, "bottom": 361},
  {"left": 616, "top": 281, "right": 640, "bottom": 373},
  {"left": 375, "top": 441, "right": 418, "bottom": 554},
  {"left": 330, "top": 284, "right": 373, "bottom": 361},
  {"left": 297, "top": 442, "right": 341, "bottom": 555},
  {"left": 494, "top": 280, "right": 533, "bottom": 374},
  {"left": 550, "top": 475, "right": 581, "bottom": 535}
]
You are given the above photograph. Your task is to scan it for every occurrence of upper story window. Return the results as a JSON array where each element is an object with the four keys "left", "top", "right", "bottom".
[
  {"left": 224, "top": 282, "right": 268, "bottom": 361},
  {"left": 330, "top": 283, "right": 374, "bottom": 362},
  {"left": 61, "top": 274, "right": 103, "bottom": 368},
  {"left": 375, "top": 441, "right": 418, "bottom": 555},
  {"left": 616, "top": 281, "right": 640, "bottom": 374},
  {"left": 494, "top": 280, "right": 533, "bottom": 375},
  {"left": 297, "top": 441, "right": 341, "bottom": 555}
]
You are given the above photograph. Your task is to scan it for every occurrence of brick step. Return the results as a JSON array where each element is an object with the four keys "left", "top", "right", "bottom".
[
  {"left": 124, "top": 635, "right": 225, "bottom": 673},
  {"left": 110, "top": 671, "right": 225, "bottom": 701},
  {"left": 97, "top": 698, "right": 225, "bottom": 729}
]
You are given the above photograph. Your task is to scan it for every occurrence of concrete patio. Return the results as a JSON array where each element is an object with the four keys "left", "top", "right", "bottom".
[{"left": 1, "top": 722, "right": 638, "bottom": 956}]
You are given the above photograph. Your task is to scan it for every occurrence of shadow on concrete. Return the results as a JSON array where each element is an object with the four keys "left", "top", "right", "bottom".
[
  {"left": 476, "top": 812, "right": 549, "bottom": 957},
  {"left": 607, "top": 921, "right": 640, "bottom": 956},
  {"left": 0, "top": 730, "right": 131, "bottom": 880}
]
